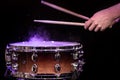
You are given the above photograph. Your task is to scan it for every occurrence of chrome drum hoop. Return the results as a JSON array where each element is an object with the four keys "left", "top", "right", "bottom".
[
  {"left": 12, "top": 72, "right": 72, "bottom": 80},
  {"left": 6, "top": 41, "right": 83, "bottom": 52}
]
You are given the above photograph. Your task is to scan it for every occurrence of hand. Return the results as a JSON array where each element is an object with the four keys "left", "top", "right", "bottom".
[{"left": 84, "top": 9, "right": 117, "bottom": 32}]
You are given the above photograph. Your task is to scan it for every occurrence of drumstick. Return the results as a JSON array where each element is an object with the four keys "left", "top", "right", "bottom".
[
  {"left": 41, "top": 0, "right": 89, "bottom": 20},
  {"left": 34, "top": 20, "right": 85, "bottom": 26}
]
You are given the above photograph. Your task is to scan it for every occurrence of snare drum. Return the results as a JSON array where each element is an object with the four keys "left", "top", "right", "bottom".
[{"left": 5, "top": 41, "right": 84, "bottom": 80}]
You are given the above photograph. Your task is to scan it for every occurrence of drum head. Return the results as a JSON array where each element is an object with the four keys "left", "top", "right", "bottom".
[{"left": 7, "top": 41, "right": 81, "bottom": 52}]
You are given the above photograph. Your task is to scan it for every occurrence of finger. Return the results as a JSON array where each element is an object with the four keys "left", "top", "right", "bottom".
[
  {"left": 88, "top": 22, "right": 98, "bottom": 31},
  {"left": 94, "top": 25, "right": 101, "bottom": 32},
  {"left": 100, "top": 25, "right": 107, "bottom": 31},
  {"left": 84, "top": 19, "right": 93, "bottom": 29}
]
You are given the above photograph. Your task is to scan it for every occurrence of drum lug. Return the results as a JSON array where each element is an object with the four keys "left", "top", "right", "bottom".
[
  {"left": 73, "top": 53, "right": 79, "bottom": 60},
  {"left": 5, "top": 55, "right": 12, "bottom": 66},
  {"left": 77, "top": 60, "right": 85, "bottom": 72},
  {"left": 55, "top": 52, "right": 61, "bottom": 61},
  {"left": 54, "top": 64, "right": 61, "bottom": 73},
  {"left": 71, "top": 60, "right": 85, "bottom": 80},
  {"left": 71, "top": 60, "right": 85, "bottom": 72},
  {"left": 73, "top": 50, "right": 84, "bottom": 60},
  {"left": 5, "top": 50, "right": 12, "bottom": 66},
  {"left": 71, "top": 62, "right": 78, "bottom": 71},
  {"left": 31, "top": 53, "right": 38, "bottom": 62},
  {"left": 12, "top": 52, "right": 18, "bottom": 61},
  {"left": 78, "top": 50, "right": 84, "bottom": 59},
  {"left": 31, "top": 64, "right": 38, "bottom": 73},
  {"left": 12, "top": 63, "right": 19, "bottom": 71}
]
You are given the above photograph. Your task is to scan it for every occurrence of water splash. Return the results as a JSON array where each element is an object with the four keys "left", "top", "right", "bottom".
[
  {"left": 29, "top": 35, "right": 44, "bottom": 42},
  {"left": 28, "top": 26, "right": 51, "bottom": 43}
]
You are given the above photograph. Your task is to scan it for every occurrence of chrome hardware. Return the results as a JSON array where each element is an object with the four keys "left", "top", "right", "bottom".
[
  {"left": 24, "top": 73, "right": 33, "bottom": 78},
  {"left": 12, "top": 52, "right": 18, "bottom": 61},
  {"left": 78, "top": 51, "right": 84, "bottom": 58},
  {"left": 71, "top": 62, "right": 78, "bottom": 71},
  {"left": 71, "top": 60, "right": 85, "bottom": 71},
  {"left": 5, "top": 54, "right": 11, "bottom": 62},
  {"left": 73, "top": 53, "right": 78, "bottom": 60},
  {"left": 78, "top": 60, "right": 85, "bottom": 66},
  {"left": 5, "top": 49, "right": 10, "bottom": 55},
  {"left": 79, "top": 44, "right": 83, "bottom": 49},
  {"left": 31, "top": 64, "right": 38, "bottom": 73},
  {"left": 29, "top": 73, "right": 36, "bottom": 78},
  {"left": 31, "top": 53, "right": 38, "bottom": 62},
  {"left": 12, "top": 63, "right": 19, "bottom": 71},
  {"left": 78, "top": 54, "right": 83, "bottom": 58},
  {"left": 77, "top": 50, "right": 84, "bottom": 54},
  {"left": 55, "top": 52, "right": 61, "bottom": 61},
  {"left": 73, "top": 50, "right": 84, "bottom": 59},
  {"left": 77, "top": 60, "right": 84, "bottom": 72},
  {"left": 6, "top": 62, "right": 12, "bottom": 66},
  {"left": 80, "top": 50, "right": 84, "bottom": 54},
  {"left": 5, "top": 49, "right": 14, "bottom": 67},
  {"left": 54, "top": 64, "right": 61, "bottom": 73},
  {"left": 12, "top": 72, "right": 33, "bottom": 79},
  {"left": 5, "top": 50, "right": 11, "bottom": 62},
  {"left": 14, "top": 72, "right": 25, "bottom": 78}
]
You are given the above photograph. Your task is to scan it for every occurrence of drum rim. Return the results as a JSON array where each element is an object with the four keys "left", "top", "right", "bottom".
[
  {"left": 6, "top": 41, "right": 82, "bottom": 52},
  {"left": 12, "top": 72, "right": 73, "bottom": 79}
]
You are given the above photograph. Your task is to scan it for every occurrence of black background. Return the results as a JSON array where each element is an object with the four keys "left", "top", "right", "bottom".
[{"left": 0, "top": 0, "right": 120, "bottom": 80}]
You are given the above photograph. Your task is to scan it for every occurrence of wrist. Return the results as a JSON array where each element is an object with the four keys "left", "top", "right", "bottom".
[{"left": 107, "top": 3, "right": 120, "bottom": 20}]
